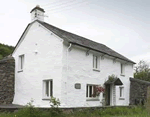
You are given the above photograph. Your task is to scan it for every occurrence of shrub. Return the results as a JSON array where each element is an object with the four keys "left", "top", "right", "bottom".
[{"left": 49, "top": 97, "right": 63, "bottom": 117}]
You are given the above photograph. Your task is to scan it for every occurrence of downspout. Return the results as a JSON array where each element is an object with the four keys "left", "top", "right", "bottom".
[
  {"left": 67, "top": 43, "right": 72, "bottom": 71},
  {"left": 66, "top": 43, "right": 72, "bottom": 106}
]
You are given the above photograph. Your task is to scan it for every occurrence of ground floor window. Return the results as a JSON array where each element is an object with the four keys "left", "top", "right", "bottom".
[
  {"left": 86, "top": 84, "right": 98, "bottom": 98},
  {"left": 43, "top": 80, "right": 53, "bottom": 98},
  {"left": 119, "top": 86, "right": 124, "bottom": 98},
  {"left": 18, "top": 54, "right": 24, "bottom": 71}
]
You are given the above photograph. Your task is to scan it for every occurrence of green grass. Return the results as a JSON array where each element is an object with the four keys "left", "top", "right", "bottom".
[{"left": 0, "top": 106, "right": 149, "bottom": 117}]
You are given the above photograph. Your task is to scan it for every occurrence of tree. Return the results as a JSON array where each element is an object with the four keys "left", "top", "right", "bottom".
[
  {"left": 0, "top": 46, "right": 10, "bottom": 57},
  {"left": 134, "top": 60, "right": 150, "bottom": 81},
  {"left": 0, "top": 43, "right": 14, "bottom": 60},
  {"left": 0, "top": 55, "right": 3, "bottom": 60}
]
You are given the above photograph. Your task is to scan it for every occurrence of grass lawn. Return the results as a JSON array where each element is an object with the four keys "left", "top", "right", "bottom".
[{"left": 0, "top": 106, "right": 149, "bottom": 117}]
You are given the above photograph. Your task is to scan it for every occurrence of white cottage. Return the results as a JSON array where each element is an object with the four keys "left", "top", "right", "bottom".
[{"left": 12, "top": 5, "right": 135, "bottom": 107}]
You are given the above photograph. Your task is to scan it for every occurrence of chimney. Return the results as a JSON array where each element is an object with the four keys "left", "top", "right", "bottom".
[{"left": 30, "top": 5, "right": 45, "bottom": 22}]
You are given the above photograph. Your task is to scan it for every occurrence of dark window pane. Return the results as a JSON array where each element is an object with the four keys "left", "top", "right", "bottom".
[
  {"left": 89, "top": 86, "right": 92, "bottom": 97},
  {"left": 120, "top": 88, "right": 122, "bottom": 97},
  {"left": 93, "top": 86, "right": 96, "bottom": 97},
  {"left": 20, "top": 56, "right": 22, "bottom": 69},
  {"left": 50, "top": 80, "right": 53, "bottom": 97},
  {"left": 121, "top": 64, "right": 123, "bottom": 74},
  {"left": 86, "top": 85, "right": 88, "bottom": 97},
  {"left": 46, "top": 81, "right": 49, "bottom": 97},
  {"left": 95, "top": 56, "right": 97, "bottom": 68},
  {"left": 93, "top": 56, "right": 94, "bottom": 68}
]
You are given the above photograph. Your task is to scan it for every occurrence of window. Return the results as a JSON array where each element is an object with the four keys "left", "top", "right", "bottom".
[
  {"left": 119, "top": 87, "right": 124, "bottom": 98},
  {"left": 18, "top": 54, "right": 24, "bottom": 71},
  {"left": 43, "top": 80, "right": 53, "bottom": 99},
  {"left": 120, "top": 63, "right": 125, "bottom": 75},
  {"left": 86, "top": 84, "right": 98, "bottom": 98},
  {"left": 93, "top": 55, "right": 100, "bottom": 71}
]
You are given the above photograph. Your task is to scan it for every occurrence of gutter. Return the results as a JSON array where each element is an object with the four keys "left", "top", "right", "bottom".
[{"left": 71, "top": 42, "right": 136, "bottom": 64}]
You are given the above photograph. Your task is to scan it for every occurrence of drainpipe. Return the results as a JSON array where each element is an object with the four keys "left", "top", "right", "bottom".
[
  {"left": 67, "top": 43, "right": 72, "bottom": 71},
  {"left": 66, "top": 43, "right": 72, "bottom": 106}
]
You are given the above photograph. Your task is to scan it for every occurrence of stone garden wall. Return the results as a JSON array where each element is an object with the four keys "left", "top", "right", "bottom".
[
  {"left": 0, "top": 56, "right": 15, "bottom": 104},
  {"left": 130, "top": 78, "right": 150, "bottom": 105}
]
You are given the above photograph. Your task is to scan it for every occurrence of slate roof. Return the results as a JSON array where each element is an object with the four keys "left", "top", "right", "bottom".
[
  {"left": 37, "top": 20, "right": 135, "bottom": 64},
  {"left": 104, "top": 78, "right": 123, "bottom": 85}
]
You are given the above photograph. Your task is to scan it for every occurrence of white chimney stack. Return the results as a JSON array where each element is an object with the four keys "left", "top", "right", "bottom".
[{"left": 30, "top": 5, "right": 45, "bottom": 22}]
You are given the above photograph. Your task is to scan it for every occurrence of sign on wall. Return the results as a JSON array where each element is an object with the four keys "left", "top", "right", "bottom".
[{"left": 75, "top": 83, "right": 81, "bottom": 89}]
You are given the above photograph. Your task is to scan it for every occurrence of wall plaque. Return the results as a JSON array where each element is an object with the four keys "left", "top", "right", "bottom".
[{"left": 75, "top": 83, "right": 81, "bottom": 89}]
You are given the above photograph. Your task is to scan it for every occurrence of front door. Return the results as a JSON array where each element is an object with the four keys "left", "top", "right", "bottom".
[{"left": 105, "top": 84, "right": 110, "bottom": 105}]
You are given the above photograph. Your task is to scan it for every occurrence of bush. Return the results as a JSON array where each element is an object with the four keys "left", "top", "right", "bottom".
[{"left": 49, "top": 97, "right": 63, "bottom": 117}]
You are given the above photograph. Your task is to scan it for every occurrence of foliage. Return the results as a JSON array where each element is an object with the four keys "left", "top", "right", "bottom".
[
  {"left": 16, "top": 99, "right": 41, "bottom": 117},
  {"left": 67, "top": 106, "right": 148, "bottom": 117},
  {"left": 108, "top": 74, "right": 118, "bottom": 81},
  {"left": 134, "top": 60, "right": 150, "bottom": 81},
  {"left": 135, "top": 60, "right": 150, "bottom": 73},
  {"left": 0, "top": 43, "right": 14, "bottom": 60},
  {"left": 50, "top": 97, "right": 60, "bottom": 108},
  {"left": 0, "top": 106, "right": 149, "bottom": 117},
  {"left": 10, "top": 99, "right": 42, "bottom": 117},
  {"left": 0, "top": 55, "right": 3, "bottom": 60},
  {"left": 49, "top": 97, "right": 62, "bottom": 116},
  {"left": 92, "top": 85, "right": 105, "bottom": 97}
]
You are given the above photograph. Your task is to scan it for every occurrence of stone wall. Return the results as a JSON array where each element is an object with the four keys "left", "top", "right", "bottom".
[
  {"left": 0, "top": 56, "right": 15, "bottom": 104},
  {"left": 130, "top": 78, "right": 150, "bottom": 105}
]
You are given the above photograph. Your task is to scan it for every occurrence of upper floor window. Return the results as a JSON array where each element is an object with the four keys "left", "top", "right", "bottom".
[
  {"left": 18, "top": 54, "right": 24, "bottom": 71},
  {"left": 93, "top": 55, "right": 100, "bottom": 71},
  {"left": 43, "top": 79, "right": 53, "bottom": 99},
  {"left": 120, "top": 63, "right": 125, "bottom": 75}
]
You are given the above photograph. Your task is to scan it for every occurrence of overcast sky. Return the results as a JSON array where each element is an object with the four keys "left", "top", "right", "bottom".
[{"left": 0, "top": 0, "right": 150, "bottom": 63}]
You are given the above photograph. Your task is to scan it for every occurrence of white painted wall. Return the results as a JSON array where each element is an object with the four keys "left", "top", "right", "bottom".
[
  {"left": 12, "top": 21, "right": 63, "bottom": 107},
  {"left": 61, "top": 44, "right": 133, "bottom": 107},
  {"left": 31, "top": 9, "right": 44, "bottom": 22}
]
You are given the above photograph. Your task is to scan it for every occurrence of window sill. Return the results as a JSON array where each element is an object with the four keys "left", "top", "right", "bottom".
[
  {"left": 86, "top": 98, "right": 100, "bottom": 101},
  {"left": 42, "top": 98, "right": 50, "bottom": 100},
  {"left": 120, "top": 74, "right": 125, "bottom": 77},
  {"left": 93, "top": 69, "right": 100, "bottom": 72},
  {"left": 18, "top": 70, "right": 23, "bottom": 73},
  {"left": 119, "top": 97, "right": 125, "bottom": 100}
]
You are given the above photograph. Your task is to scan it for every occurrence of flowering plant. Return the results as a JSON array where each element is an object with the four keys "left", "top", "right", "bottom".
[{"left": 92, "top": 85, "right": 105, "bottom": 97}]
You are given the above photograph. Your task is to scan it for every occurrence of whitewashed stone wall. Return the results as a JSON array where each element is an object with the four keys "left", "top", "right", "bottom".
[
  {"left": 61, "top": 44, "right": 133, "bottom": 107},
  {"left": 12, "top": 22, "right": 63, "bottom": 107}
]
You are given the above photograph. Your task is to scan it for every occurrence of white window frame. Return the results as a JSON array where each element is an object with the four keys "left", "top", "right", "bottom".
[
  {"left": 93, "top": 55, "right": 100, "bottom": 71},
  {"left": 43, "top": 79, "right": 53, "bottom": 99},
  {"left": 18, "top": 54, "right": 24, "bottom": 71},
  {"left": 86, "top": 84, "right": 99, "bottom": 100},
  {"left": 120, "top": 63, "right": 125, "bottom": 76},
  {"left": 119, "top": 86, "right": 124, "bottom": 99}
]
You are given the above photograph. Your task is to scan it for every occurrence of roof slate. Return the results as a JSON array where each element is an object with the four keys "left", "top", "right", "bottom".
[
  {"left": 37, "top": 20, "right": 135, "bottom": 64},
  {"left": 104, "top": 78, "right": 123, "bottom": 85}
]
